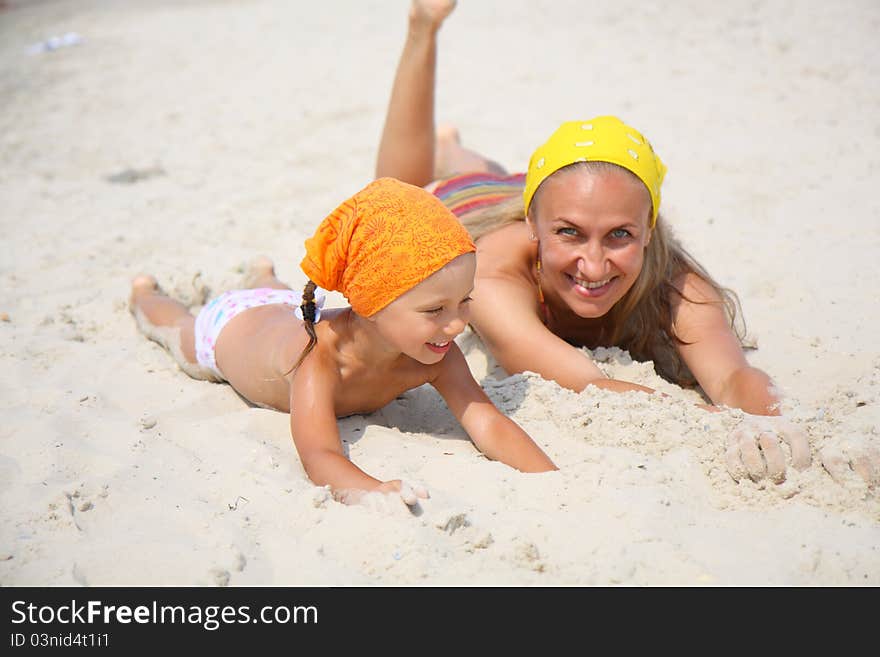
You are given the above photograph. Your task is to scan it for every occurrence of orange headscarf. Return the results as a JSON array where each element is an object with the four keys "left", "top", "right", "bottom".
[{"left": 300, "top": 177, "right": 476, "bottom": 317}]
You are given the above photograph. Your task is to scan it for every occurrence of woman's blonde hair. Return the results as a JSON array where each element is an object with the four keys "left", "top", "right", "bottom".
[{"left": 457, "top": 161, "right": 745, "bottom": 388}]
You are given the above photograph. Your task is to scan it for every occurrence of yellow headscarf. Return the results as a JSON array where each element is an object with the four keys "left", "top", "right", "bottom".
[
  {"left": 524, "top": 116, "right": 667, "bottom": 227},
  {"left": 301, "top": 177, "right": 476, "bottom": 317}
]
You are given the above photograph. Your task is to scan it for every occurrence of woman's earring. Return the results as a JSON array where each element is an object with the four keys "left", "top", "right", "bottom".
[{"left": 525, "top": 218, "right": 538, "bottom": 242}]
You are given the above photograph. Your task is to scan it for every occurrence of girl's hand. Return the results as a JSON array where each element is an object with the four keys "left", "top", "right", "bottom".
[
  {"left": 376, "top": 479, "right": 430, "bottom": 506},
  {"left": 334, "top": 480, "right": 430, "bottom": 509},
  {"left": 725, "top": 416, "right": 811, "bottom": 483}
]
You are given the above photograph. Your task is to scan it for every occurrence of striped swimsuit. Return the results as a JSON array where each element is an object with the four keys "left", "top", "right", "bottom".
[{"left": 431, "top": 172, "right": 525, "bottom": 218}]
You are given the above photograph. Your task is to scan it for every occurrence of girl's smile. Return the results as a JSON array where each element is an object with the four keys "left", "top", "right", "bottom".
[{"left": 426, "top": 340, "right": 452, "bottom": 354}]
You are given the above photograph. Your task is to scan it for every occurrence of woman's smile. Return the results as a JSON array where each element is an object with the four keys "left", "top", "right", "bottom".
[{"left": 567, "top": 272, "right": 616, "bottom": 298}]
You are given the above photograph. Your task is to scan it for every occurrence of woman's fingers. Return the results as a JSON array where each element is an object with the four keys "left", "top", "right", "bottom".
[
  {"left": 724, "top": 434, "right": 747, "bottom": 482},
  {"left": 757, "top": 432, "right": 786, "bottom": 483},
  {"left": 726, "top": 428, "right": 766, "bottom": 481},
  {"left": 777, "top": 423, "right": 812, "bottom": 471},
  {"left": 821, "top": 445, "right": 880, "bottom": 486},
  {"left": 726, "top": 418, "right": 812, "bottom": 484}
]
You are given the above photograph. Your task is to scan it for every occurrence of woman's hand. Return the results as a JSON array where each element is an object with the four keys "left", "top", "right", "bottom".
[
  {"left": 819, "top": 442, "right": 880, "bottom": 487},
  {"left": 725, "top": 416, "right": 811, "bottom": 483}
]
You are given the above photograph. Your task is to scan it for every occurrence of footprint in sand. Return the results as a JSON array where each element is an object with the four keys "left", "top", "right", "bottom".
[
  {"left": 51, "top": 483, "right": 110, "bottom": 532},
  {"left": 207, "top": 546, "right": 247, "bottom": 586}
]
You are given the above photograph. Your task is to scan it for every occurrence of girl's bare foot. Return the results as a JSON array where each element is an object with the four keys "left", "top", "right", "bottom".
[
  {"left": 242, "top": 255, "right": 290, "bottom": 290},
  {"left": 130, "top": 274, "right": 161, "bottom": 310},
  {"left": 409, "top": 0, "right": 456, "bottom": 32},
  {"left": 128, "top": 273, "right": 216, "bottom": 381},
  {"left": 242, "top": 255, "right": 276, "bottom": 288}
]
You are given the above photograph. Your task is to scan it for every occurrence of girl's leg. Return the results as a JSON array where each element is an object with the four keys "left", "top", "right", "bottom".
[
  {"left": 375, "top": 0, "right": 456, "bottom": 187},
  {"left": 241, "top": 255, "right": 291, "bottom": 290},
  {"left": 130, "top": 274, "right": 213, "bottom": 379}
]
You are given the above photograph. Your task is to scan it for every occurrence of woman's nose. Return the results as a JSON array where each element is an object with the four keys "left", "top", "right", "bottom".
[{"left": 577, "top": 242, "right": 607, "bottom": 278}]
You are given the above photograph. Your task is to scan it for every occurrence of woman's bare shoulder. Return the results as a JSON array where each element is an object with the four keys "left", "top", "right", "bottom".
[
  {"left": 669, "top": 271, "right": 733, "bottom": 343},
  {"left": 671, "top": 270, "right": 723, "bottom": 305},
  {"left": 475, "top": 222, "right": 534, "bottom": 281}
]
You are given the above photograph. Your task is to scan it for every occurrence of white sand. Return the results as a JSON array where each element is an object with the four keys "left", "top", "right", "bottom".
[{"left": 1, "top": 0, "right": 878, "bottom": 586}]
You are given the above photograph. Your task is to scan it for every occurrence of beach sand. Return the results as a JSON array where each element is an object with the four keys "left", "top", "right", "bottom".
[{"left": 1, "top": 0, "right": 878, "bottom": 586}]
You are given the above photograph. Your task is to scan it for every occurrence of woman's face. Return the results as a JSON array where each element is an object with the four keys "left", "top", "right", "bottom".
[{"left": 528, "top": 166, "right": 653, "bottom": 319}]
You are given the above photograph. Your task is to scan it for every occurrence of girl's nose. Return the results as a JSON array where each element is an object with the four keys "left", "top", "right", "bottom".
[{"left": 444, "top": 313, "right": 467, "bottom": 337}]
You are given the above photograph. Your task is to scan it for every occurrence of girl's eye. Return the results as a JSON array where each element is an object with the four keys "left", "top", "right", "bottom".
[
  {"left": 610, "top": 228, "right": 631, "bottom": 239},
  {"left": 556, "top": 227, "right": 578, "bottom": 237},
  {"left": 423, "top": 307, "right": 443, "bottom": 315},
  {"left": 461, "top": 296, "right": 473, "bottom": 305}
]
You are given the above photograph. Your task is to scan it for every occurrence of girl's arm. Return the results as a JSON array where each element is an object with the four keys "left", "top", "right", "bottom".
[
  {"left": 431, "top": 344, "right": 557, "bottom": 473},
  {"left": 288, "top": 351, "right": 426, "bottom": 505}
]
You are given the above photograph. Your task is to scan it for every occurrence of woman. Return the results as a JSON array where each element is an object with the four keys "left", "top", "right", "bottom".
[{"left": 373, "top": 0, "right": 812, "bottom": 483}]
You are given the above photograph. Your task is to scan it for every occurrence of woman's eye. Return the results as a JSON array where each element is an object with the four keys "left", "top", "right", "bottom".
[
  {"left": 556, "top": 227, "right": 578, "bottom": 236},
  {"left": 610, "top": 228, "right": 631, "bottom": 239},
  {"left": 461, "top": 296, "right": 473, "bottom": 305},
  {"left": 423, "top": 307, "right": 443, "bottom": 315}
]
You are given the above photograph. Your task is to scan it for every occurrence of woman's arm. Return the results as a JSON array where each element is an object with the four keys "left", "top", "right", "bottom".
[
  {"left": 472, "top": 269, "right": 808, "bottom": 481},
  {"left": 671, "top": 273, "right": 811, "bottom": 480},
  {"left": 671, "top": 273, "right": 779, "bottom": 414},
  {"left": 431, "top": 344, "right": 557, "bottom": 472},
  {"left": 469, "top": 274, "right": 655, "bottom": 395}
]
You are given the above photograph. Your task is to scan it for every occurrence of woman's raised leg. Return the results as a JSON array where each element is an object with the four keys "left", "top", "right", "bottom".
[
  {"left": 376, "top": 1, "right": 510, "bottom": 187},
  {"left": 434, "top": 123, "right": 509, "bottom": 180},
  {"left": 375, "top": 0, "right": 457, "bottom": 186}
]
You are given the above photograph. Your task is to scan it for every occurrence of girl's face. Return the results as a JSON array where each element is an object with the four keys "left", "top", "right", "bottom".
[
  {"left": 370, "top": 253, "right": 476, "bottom": 364},
  {"left": 528, "top": 166, "right": 653, "bottom": 319}
]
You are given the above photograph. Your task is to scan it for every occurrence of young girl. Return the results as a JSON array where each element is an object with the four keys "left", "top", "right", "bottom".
[{"left": 130, "top": 177, "right": 557, "bottom": 507}]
